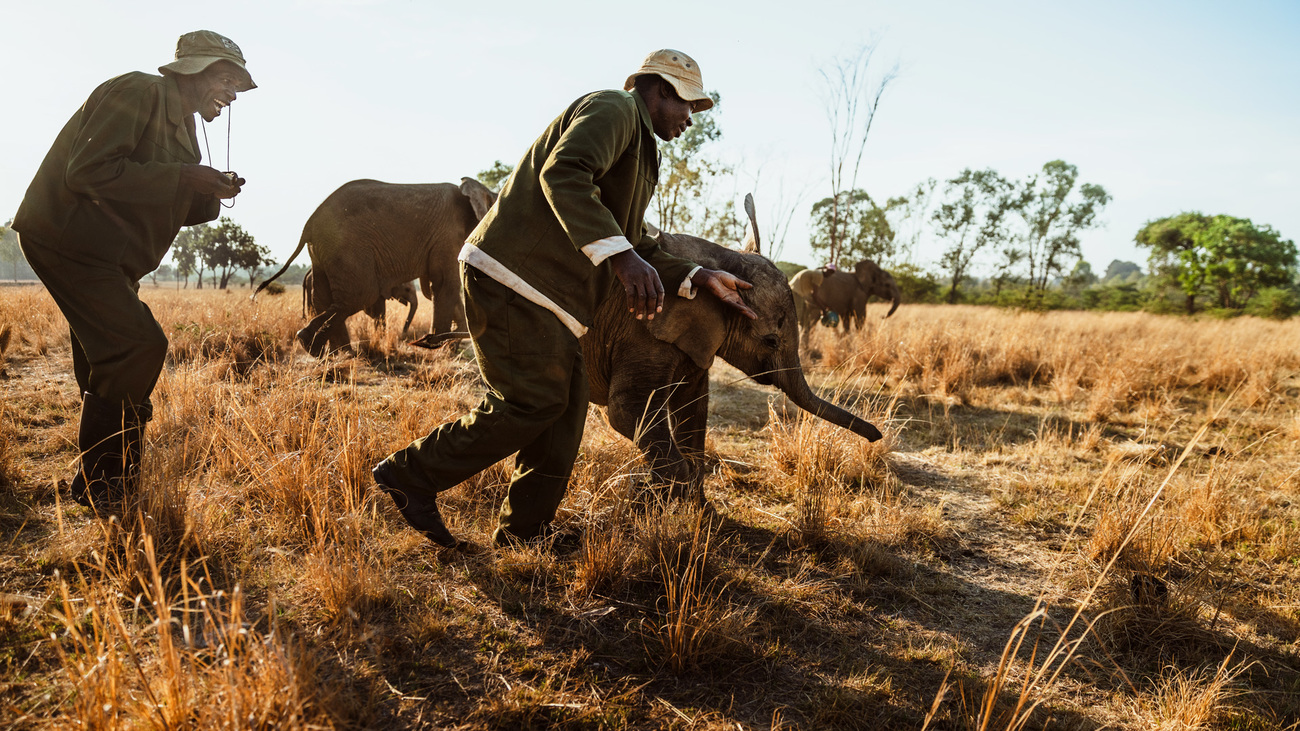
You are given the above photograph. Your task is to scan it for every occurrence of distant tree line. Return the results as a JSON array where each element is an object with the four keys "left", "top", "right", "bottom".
[
  {"left": 1, "top": 215, "right": 304, "bottom": 290},
  {"left": 0, "top": 220, "right": 38, "bottom": 281},
  {"left": 165, "top": 217, "right": 280, "bottom": 289}
]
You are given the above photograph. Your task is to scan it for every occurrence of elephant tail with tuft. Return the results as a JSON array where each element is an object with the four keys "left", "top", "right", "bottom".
[{"left": 251, "top": 229, "right": 311, "bottom": 301}]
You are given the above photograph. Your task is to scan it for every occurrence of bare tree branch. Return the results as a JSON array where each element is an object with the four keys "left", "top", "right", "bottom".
[{"left": 819, "top": 40, "right": 899, "bottom": 264}]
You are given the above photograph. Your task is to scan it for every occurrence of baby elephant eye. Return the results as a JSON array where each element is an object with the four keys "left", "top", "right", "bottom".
[{"left": 762, "top": 334, "right": 780, "bottom": 350}]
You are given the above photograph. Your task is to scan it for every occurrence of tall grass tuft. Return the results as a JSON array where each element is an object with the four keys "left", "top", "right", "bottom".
[
  {"left": 1135, "top": 656, "right": 1251, "bottom": 729},
  {"left": 767, "top": 394, "right": 897, "bottom": 544},
  {"left": 0, "top": 397, "right": 22, "bottom": 492},
  {"left": 48, "top": 532, "right": 338, "bottom": 730},
  {"left": 637, "top": 503, "right": 751, "bottom": 672}
]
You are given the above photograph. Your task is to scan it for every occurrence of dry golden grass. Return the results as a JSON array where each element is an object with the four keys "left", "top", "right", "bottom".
[{"left": 3, "top": 287, "right": 1299, "bottom": 729}]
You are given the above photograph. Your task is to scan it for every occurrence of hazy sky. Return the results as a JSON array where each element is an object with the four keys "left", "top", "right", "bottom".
[{"left": 2, "top": 0, "right": 1297, "bottom": 274}]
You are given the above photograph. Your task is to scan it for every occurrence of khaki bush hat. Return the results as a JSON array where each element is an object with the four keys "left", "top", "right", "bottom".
[
  {"left": 159, "top": 30, "right": 256, "bottom": 91},
  {"left": 624, "top": 49, "right": 713, "bottom": 112}
]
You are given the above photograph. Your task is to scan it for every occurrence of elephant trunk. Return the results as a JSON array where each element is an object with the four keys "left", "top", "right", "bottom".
[
  {"left": 774, "top": 360, "right": 883, "bottom": 442},
  {"left": 885, "top": 285, "right": 900, "bottom": 318}
]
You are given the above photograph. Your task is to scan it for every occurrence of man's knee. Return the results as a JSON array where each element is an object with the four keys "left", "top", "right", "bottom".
[
  {"left": 504, "top": 391, "right": 572, "bottom": 431},
  {"left": 128, "top": 321, "right": 169, "bottom": 372}
]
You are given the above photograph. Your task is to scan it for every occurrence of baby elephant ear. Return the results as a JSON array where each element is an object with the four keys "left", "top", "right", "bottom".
[
  {"left": 459, "top": 177, "right": 496, "bottom": 221},
  {"left": 645, "top": 292, "right": 728, "bottom": 370}
]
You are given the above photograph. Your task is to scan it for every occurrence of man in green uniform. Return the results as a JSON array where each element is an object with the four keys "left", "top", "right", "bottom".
[
  {"left": 12, "top": 30, "right": 256, "bottom": 514},
  {"left": 374, "top": 49, "right": 757, "bottom": 549}
]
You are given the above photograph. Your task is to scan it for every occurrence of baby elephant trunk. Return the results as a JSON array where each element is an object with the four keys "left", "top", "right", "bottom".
[{"left": 776, "top": 364, "right": 884, "bottom": 442}]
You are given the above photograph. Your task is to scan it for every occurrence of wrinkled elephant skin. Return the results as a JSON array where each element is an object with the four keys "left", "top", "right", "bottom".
[
  {"left": 255, "top": 177, "right": 496, "bottom": 357},
  {"left": 584, "top": 208, "right": 885, "bottom": 498}
]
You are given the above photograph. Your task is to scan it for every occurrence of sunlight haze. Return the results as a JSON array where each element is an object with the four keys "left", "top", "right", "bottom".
[{"left": 2, "top": 0, "right": 1296, "bottom": 272}]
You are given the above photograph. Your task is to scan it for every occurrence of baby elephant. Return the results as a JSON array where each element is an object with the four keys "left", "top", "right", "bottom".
[
  {"left": 303, "top": 268, "right": 419, "bottom": 339},
  {"left": 417, "top": 195, "right": 884, "bottom": 497}
]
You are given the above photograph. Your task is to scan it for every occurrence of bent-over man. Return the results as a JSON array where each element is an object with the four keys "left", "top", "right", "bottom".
[
  {"left": 374, "top": 49, "right": 756, "bottom": 549},
  {"left": 12, "top": 30, "right": 255, "bottom": 514}
]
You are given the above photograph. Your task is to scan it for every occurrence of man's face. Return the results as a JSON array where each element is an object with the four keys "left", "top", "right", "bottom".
[
  {"left": 649, "top": 82, "right": 700, "bottom": 141},
  {"left": 188, "top": 61, "right": 245, "bottom": 122}
]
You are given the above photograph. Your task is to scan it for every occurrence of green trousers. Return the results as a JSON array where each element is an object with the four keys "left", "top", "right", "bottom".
[
  {"left": 385, "top": 263, "right": 589, "bottom": 540},
  {"left": 20, "top": 235, "right": 167, "bottom": 407}
]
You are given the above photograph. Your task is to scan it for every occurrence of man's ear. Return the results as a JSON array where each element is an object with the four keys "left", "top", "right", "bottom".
[{"left": 645, "top": 293, "right": 727, "bottom": 370}]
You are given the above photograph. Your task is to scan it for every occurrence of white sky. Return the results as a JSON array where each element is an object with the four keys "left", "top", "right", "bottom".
[{"left": 2, "top": 0, "right": 1297, "bottom": 274}]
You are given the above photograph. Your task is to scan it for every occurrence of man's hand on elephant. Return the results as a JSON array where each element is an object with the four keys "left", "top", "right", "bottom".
[
  {"left": 692, "top": 269, "right": 757, "bottom": 320},
  {"left": 609, "top": 249, "right": 665, "bottom": 320},
  {"left": 180, "top": 164, "right": 242, "bottom": 199}
]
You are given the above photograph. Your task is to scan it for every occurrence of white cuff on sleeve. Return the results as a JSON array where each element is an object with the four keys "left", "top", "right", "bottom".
[
  {"left": 678, "top": 265, "right": 702, "bottom": 299},
  {"left": 581, "top": 235, "right": 633, "bottom": 265}
]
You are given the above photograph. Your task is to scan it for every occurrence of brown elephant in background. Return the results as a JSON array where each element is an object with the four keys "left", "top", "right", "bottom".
[
  {"left": 254, "top": 177, "right": 496, "bottom": 357},
  {"left": 793, "top": 259, "right": 901, "bottom": 344},
  {"left": 417, "top": 195, "right": 884, "bottom": 495},
  {"left": 303, "top": 268, "right": 420, "bottom": 339}
]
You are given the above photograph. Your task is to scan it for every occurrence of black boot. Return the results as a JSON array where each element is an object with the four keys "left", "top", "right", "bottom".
[
  {"left": 372, "top": 459, "right": 459, "bottom": 548},
  {"left": 121, "top": 399, "right": 151, "bottom": 494},
  {"left": 69, "top": 393, "right": 150, "bottom": 515}
]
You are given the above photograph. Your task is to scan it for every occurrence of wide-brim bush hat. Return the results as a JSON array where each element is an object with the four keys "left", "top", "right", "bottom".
[
  {"left": 159, "top": 30, "right": 256, "bottom": 91},
  {"left": 624, "top": 49, "right": 712, "bottom": 112}
]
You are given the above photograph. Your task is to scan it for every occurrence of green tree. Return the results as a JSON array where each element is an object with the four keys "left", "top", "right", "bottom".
[
  {"left": 650, "top": 91, "right": 741, "bottom": 243},
  {"left": 1134, "top": 212, "right": 1207, "bottom": 313},
  {"left": 931, "top": 169, "right": 1014, "bottom": 303},
  {"left": 809, "top": 189, "right": 897, "bottom": 268},
  {"left": 885, "top": 178, "right": 937, "bottom": 264},
  {"left": 1103, "top": 259, "right": 1142, "bottom": 283},
  {"left": 202, "top": 217, "right": 263, "bottom": 289},
  {"left": 225, "top": 226, "right": 274, "bottom": 287},
  {"left": 891, "top": 261, "right": 941, "bottom": 303},
  {"left": 149, "top": 264, "right": 174, "bottom": 286},
  {"left": 477, "top": 160, "right": 514, "bottom": 193},
  {"left": 0, "top": 220, "right": 21, "bottom": 281},
  {"left": 991, "top": 246, "right": 1026, "bottom": 300},
  {"left": 1201, "top": 216, "right": 1296, "bottom": 309},
  {"left": 1135, "top": 213, "right": 1296, "bottom": 313},
  {"left": 1065, "top": 259, "right": 1097, "bottom": 287},
  {"left": 172, "top": 225, "right": 213, "bottom": 289},
  {"left": 1014, "top": 160, "right": 1111, "bottom": 301}
]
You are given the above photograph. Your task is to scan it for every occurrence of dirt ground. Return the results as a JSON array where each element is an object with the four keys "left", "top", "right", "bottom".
[{"left": 2, "top": 288, "right": 1300, "bottom": 729}]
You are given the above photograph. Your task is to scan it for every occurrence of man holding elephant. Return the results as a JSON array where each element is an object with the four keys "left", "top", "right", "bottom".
[
  {"left": 374, "top": 49, "right": 757, "bottom": 550},
  {"left": 11, "top": 31, "right": 255, "bottom": 514}
]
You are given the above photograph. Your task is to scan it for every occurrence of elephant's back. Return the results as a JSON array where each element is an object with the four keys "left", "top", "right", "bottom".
[
  {"left": 310, "top": 180, "right": 462, "bottom": 224},
  {"left": 302, "top": 179, "right": 475, "bottom": 265},
  {"left": 657, "top": 232, "right": 793, "bottom": 294}
]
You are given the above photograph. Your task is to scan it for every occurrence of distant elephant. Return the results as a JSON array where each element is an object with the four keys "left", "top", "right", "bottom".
[
  {"left": 793, "top": 259, "right": 901, "bottom": 344},
  {"left": 254, "top": 177, "right": 496, "bottom": 357},
  {"left": 303, "top": 268, "right": 419, "bottom": 339},
  {"left": 416, "top": 195, "right": 884, "bottom": 495}
]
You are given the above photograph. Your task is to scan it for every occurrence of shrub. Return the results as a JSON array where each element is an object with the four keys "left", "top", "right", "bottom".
[
  {"left": 1243, "top": 286, "right": 1299, "bottom": 320},
  {"left": 1082, "top": 282, "right": 1144, "bottom": 311},
  {"left": 892, "top": 261, "right": 941, "bottom": 303}
]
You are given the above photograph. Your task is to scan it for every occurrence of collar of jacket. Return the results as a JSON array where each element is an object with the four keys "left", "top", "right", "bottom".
[
  {"left": 628, "top": 88, "right": 660, "bottom": 178},
  {"left": 629, "top": 88, "right": 655, "bottom": 138},
  {"left": 163, "top": 74, "right": 200, "bottom": 159}
]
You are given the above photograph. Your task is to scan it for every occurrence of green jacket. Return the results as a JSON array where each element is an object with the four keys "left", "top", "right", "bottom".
[
  {"left": 13, "top": 72, "right": 220, "bottom": 280},
  {"left": 460, "top": 88, "right": 697, "bottom": 338}
]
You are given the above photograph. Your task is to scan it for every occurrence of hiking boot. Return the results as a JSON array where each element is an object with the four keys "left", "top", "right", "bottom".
[
  {"left": 69, "top": 393, "right": 150, "bottom": 518},
  {"left": 493, "top": 522, "right": 584, "bottom": 557},
  {"left": 372, "top": 459, "right": 460, "bottom": 548}
]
